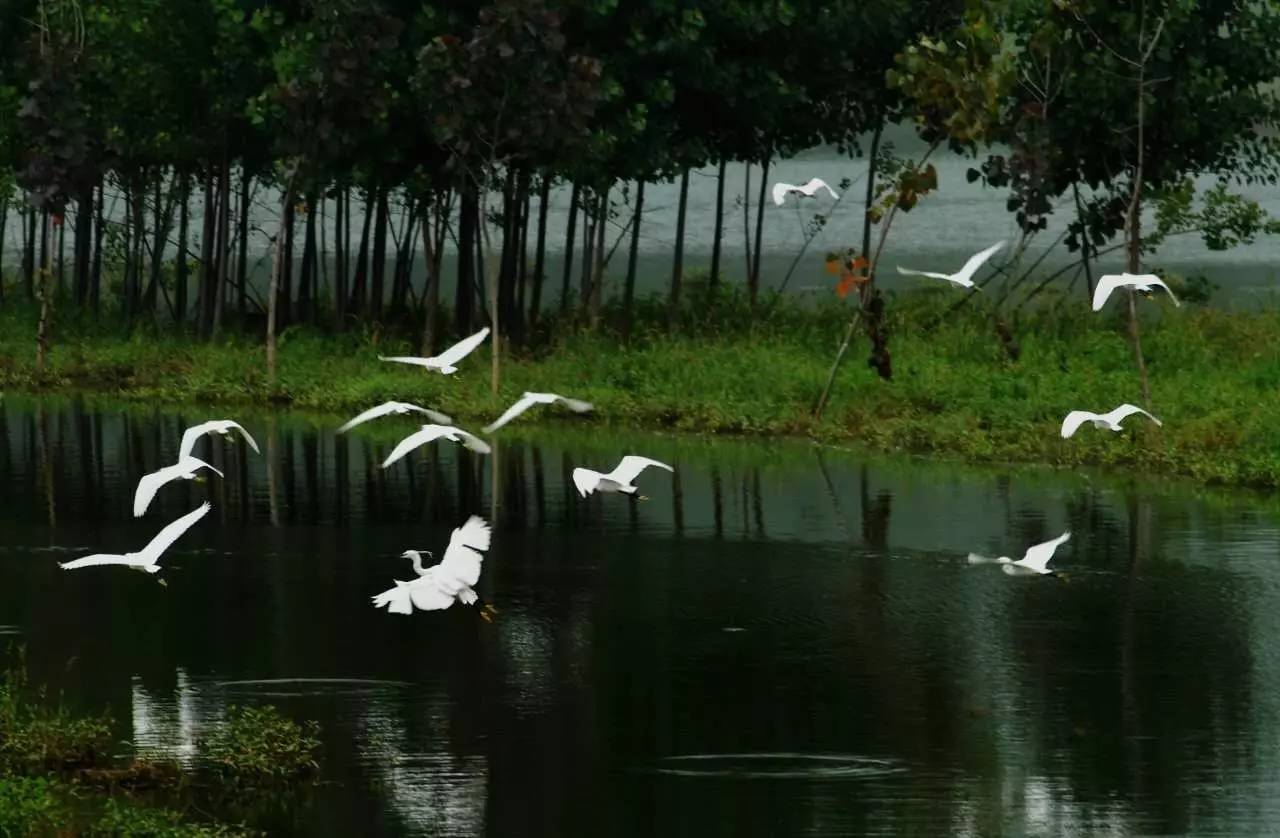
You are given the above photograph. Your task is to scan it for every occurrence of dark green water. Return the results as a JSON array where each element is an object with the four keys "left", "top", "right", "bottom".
[{"left": 2, "top": 397, "right": 1280, "bottom": 836}]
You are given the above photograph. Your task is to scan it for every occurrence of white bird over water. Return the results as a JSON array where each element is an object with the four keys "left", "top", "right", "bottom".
[
  {"left": 1091, "top": 272, "right": 1180, "bottom": 311},
  {"left": 372, "top": 516, "right": 496, "bottom": 620},
  {"left": 772, "top": 177, "right": 839, "bottom": 206},
  {"left": 60, "top": 503, "right": 211, "bottom": 578},
  {"left": 379, "top": 327, "right": 490, "bottom": 375},
  {"left": 1060, "top": 404, "right": 1162, "bottom": 439},
  {"left": 968, "top": 531, "right": 1070, "bottom": 576},
  {"left": 177, "top": 420, "right": 260, "bottom": 461},
  {"left": 897, "top": 241, "right": 1005, "bottom": 290},
  {"left": 573, "top": 456, "right": 674, "bottom": 498},
  {"left": 381, "top": 424, "right": 491, "bottom": 468},
  {"left": 133, "top": 457, "right": 223, "bottom": 517},
  {"left": 482, "top": 392, "right": 593, "bottom": 434},
  {"left": 337, "top": 401, "right": 452, "bottom": 434}
]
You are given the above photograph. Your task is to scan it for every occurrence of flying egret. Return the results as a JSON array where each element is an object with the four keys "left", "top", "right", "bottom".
[
  {"left": 572, "top": 456, "right": 674, "bottom": 499},
  {"left": 482, "top": 392, "right": 593, "bottom": 434},
  {"left": 381, "top": 424, "right": 491, "bottom": 468},
  {"left": 967, "top": 531, "right": 1070, "bottom": 576},
  {"left": 379, "top": 327, "right": 490, "bottom": 375},
  {"left": 177, "top": 420, "right": 260, "bottom": 461},
  {"left": 1060, "top": 404, "right": 1162, "bottom": 439},
  {"left": 60, "top": 503, "right": 211, "bottom": 578},
  {"left": 337, "top": 401, "right": 452, "bottom": 434},
  {"left": 771, "top": 178, "right": 839, "bottom": 206},
  {"left": 896, "top": 241, "right": 1006, "bottom": 290},
  {"left": 133, "top": 457, "right": 223, "bottom": 517},
  {"left": 1092, "top": 272, "right": 1180, "bottom": 311},
  {"left": 371, "top": 516, "right": 497, "bottom": 620}
]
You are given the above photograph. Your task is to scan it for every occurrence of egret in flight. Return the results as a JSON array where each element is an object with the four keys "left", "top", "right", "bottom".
[
  {"left": 133, "top": 457, "right": 223, "bottom": 517},
  {"left": 967, "top": 531, "right": 1070, "bottom": 576},
  {"left": 178, "top": 420, "right": 260, "bottom": 461},
  {"left": 482, "top": 392, "right": 593, "bottom": 434},
  {"left": 337, "top": 401, "right": 452, "bottom": 434},
  {"left": 772, "top": 178, "right": 838, "bottom": 206},
  {"left": 60, "top": 503, "right": 211, "bottom": 580},
  {"left": 372, "top": 516, "right": 496, "bottom": 620},
  {"left": 381, "top": 424, "right": 491, "bottom": 468},
  {"left": 897, "top": 241, "right": 1005, "bottom": 290},
  {"left": 1092, "top": 273, "right": 1180, "bottom": 311},
  {"left": 379, "top": 327, "right": 490, "bottom": 375},
  {"left": 572, "top": 456, "right": 674, "bottom": 499},
  {"left": 1060, "top": 404, "right": 1161, "bottom": 439}
]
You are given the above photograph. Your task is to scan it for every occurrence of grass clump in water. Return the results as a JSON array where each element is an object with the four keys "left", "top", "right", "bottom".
[
  {"left": 0, "top": 649, "right": 113, "bottom": 774},
  {"left": 199, "top": 706, "right": 321, "bottom": 785}
]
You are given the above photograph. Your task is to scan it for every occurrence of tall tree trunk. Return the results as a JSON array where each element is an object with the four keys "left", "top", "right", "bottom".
[
  {"left": 1073, "top": 182, "right": 1094, "bottom": 300},
  {"left": 55, "top": 213, "right": 65, "bottom": 298},
  {"left": 236, "top": 172, "right": 250, "bottom": 323},
  {"left": 350, "top": 188, "right": 373, "bottom": 317},
  {"left": 72, "top": 185, "right": 91, "bottom": 307},
  {"left": 267, "top": 189, "right": 291, "bottom": 390},
  {"left": 175, "top": 172, "right": 191, "bottom": 327},
  {"left": 590, "top": 185, "right": 607, "bottom": 328},
  {"left": 862, "top": 121, "right": 883, "bottom": 266},
  {"left": 298, "top": 194, "right": 315, "bottom": 322},
  {"left": 1126, "top": 49, "right": 1152, "bottom": 407},
  {"left": 198, "top": 170, "right": 215, "bottom": 334},
  {"left": 622, "top": 179, "right": 644, "bottom": 343},
  {"left": 529, "top": 175, "right": 550, "bottom": 330},
  {"left": 35, "top": 237, "right": 51, "bottom": 374},
  {"left": 456, "top": 187, "right": 477, "bottom": 334},
  {"left": 90, "top": 182, "right": 103, "bottom": 313},
  {"left": 514, "top": 176, "right": 531, "bottom": 342},
  {"left": 131, "top": 179, "right": 145, "bottom": 317},
  {"left": 710, "top": 158, "right": 726, "bottom": 290},
  {"left": 560, "top": 182, "right": 579, "bottom": 315},
  {"left": 213, "top": 154, "right": 231, "bottom": 336},
  {"left": 578, "top": 190, "right": 595, "bottom": 317},
  {"left": 749, "top": 156, "right": 770, "bottom": 305},
  {"left": 370, "top": 187, "right": 388, "bottom": 320},
  {"left": 667, "top": 169, "right": 690, "bottom": 329},
  {"left": 279, "top": 196, "right": 295, "bottom": 328},
  {"left": 420, "top": 192, "right": 443, "bottom": 355},
  {"left": 742, "top": 163, "right": 752, "bottom": 282},
  {"left": 498, "top": 175, "right": 518, "bottom": 332},
  {"left": 334, "top": 186, "right": 346, "bottom": 329},
  {"left": 23, "top": 206, "right": 36, "bottom": 300}
]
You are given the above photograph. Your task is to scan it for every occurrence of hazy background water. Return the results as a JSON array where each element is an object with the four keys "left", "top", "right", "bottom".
[
  {"left": 4, "top": 128, "right": 1279, "bottom": 308},
  {"left": 1, "top": 396, "right": 1279, "bottom": 835}
]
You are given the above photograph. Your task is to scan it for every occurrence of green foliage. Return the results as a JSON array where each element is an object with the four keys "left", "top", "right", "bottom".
[
  {"left": 198, "top": 706, "right": 320, "bottom": 785},
  {"left": 0, "top": 648, "right": 113, "bottom": 774},
  {"left": 86, "top": 800, "right": 254, "bottom": 838},
  {"left": 0, "top": 776, "right": 68, "bottom": 836}
]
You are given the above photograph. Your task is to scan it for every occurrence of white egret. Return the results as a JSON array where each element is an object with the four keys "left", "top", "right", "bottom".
[
  {"left": 1092, "top": 272, "right": 1180, "bottom": 311},
  {"left": 771, "top": 178, "right": 839, "bottom": 206},
  {"left": 381, "top": 424, "right": 491, "bottom": 468},
  {"left": 133, "top": 457, "right": 223, "bottom": 517},
  {"left": 177, "top": 420, "right": 260, "bottom": 461},
  {"left": 337, "top": 401, "right": 452, "bottom": 434},
  {"left": 572, "top": 456, "right": 674, "bottom": 499},
  {"left": 482, "top": 392, "right": 593, "bottom": 434},
  {"left": 1060, "top": 404, "right": 1161, "bottom": 439},
  {"left": 967, "top": 531, "right": 1070, "bottom": 576},
  {"left": 60, "top": 503, "right": 211, "bottom": 578},
  {"left": 379, "top": 327, "right": 490, "bottom": 375},
  {"left": 372, "top": 516, "right": 496, "bottom": 619},
  {"left": 896, "top": 240, "right": 1006, "bottom": 290}
]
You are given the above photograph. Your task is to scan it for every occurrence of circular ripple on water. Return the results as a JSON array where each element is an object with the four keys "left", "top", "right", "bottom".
[
  {"left": 208, "top": 678, "right": 413, "bottom": 699},
  {"left": 648, "top": 753, "right": 907, "bottom": 780}
]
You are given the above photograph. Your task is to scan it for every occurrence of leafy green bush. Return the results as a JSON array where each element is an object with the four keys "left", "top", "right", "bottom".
[
  {"left": 0, "top": 649, "right": 113, "bottom": 774},
  {"left": 198, "top": 706, "right": 320, "bottom": 784},
  {"left": 0, "top": 776, "right": 68, "bottom": 837}
]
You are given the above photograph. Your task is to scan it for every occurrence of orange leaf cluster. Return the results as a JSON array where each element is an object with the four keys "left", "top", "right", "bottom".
[{"left": 826, "top": 254, "right": 869, "bottom": 299}]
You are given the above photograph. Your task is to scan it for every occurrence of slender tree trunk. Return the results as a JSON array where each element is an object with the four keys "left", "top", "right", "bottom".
[
  {"left": 743, "top": 163, "right": 752, "bottom": 281},
  {"left": 667, "top": 169, "right": 690, "bottom": 329},
  {"left": 578, "top": 190, "right": 595, "bottom": 316},
  {"left": 560, "top": 182, "right": 579, "bottom": 314},
  {"left": 350, "top": 188, "right": 372, "bottom": 317},
  {"left": 279, "top": 197, "right": 295, "bottom": 328},
  {"left": 198, "top": 169, "right": 215, "bottom": 334},
  {"left": 477, "top": 178, "right": 500, "bottom": 396},
  {"left": 498, "top": 175, "right": 518, "bottom": 331},
  {"left": 23, "top": 206, "right": 35, "bottom": 300},
  {"left": 514, "top": 177, "right": 531, "bottom": 342},
  {"left": 420, "top": 192, "right": 442, "bottom": 355},
  {"left": 456, "top": 187, "right": 477, "bottom": 334},
  {"left": 131, "top": 180, "right": 145, "bottom": 317},
  {"left": 35, "top": 242, "right": 51, "bottom": 374},
  {"left": 529, "top": 175, "right": 550, "bottom": 330},
  {"left": 590, "top": 185, "right": 607, "bottom": 328},
  {"left": 334, "top": 186, "right": 346, "bottom": 329},
  {"left": 298, "top": 194, "right": 315, "bottom": 322},
  {"left": 267, "top": 188, "right": 292, "bottom": 390},
  {"left": 213, "top": 154, "right": 231, "bottom": 336},
  {"left": 370, "top": 187, "right": 388, "bottom": 320},
  {"left": 175, "top": 172, "right": 191, "bottom": 327},
  {"left": 1126, "top": 55, "right": 1151, "bottom": 407},
  {"left": 73, "top": 185, "right": 91, "bottom": 307},
  {"left": 55, "top": 211, "right": 65, "bottom": 298},
  {"left": 862, "top": 121, "right": 883, "bottom": 264},
  {"left": 622, "top": 179, "right": 644, "bottom": 343},
  {"left": 1072, "top": 182, "right": 1094, "bottom": 301},
  {"left": 0, "top": 193, "right": 7, "bottom": 307},
  {"left": 750, "top": 156, "right": 770, "bottom": 305},
  {"left": 90, "top": 182, "right": 103, "bottom": 313},
  {"left": 710, "top": 158, "right": 726, "bottom": 290},
  {"left": 318, "top": 194, "right": 328, "bottom": 321}
]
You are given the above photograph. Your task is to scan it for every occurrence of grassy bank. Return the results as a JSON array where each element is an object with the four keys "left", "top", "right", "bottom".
[{"left": 2, "top": 289, "right": 1279, "bottom": 487}]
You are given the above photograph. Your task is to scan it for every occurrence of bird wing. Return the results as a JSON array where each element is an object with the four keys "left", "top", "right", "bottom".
[
  {"left": 407, "top": 571, "right": 458, "bottom": 612},
  {"left": 445, "top": 427, "right": 492, "bottom": 454},
  {"left": 381, "top": 425, "right": 453, "bottom": 468},
  {"left": 1092, "top": 274, "right": 1128, "bottom": 311},
  {"left": 337, "top": 402, "right": 404, "bottom": 433},
  {"left": 59, "top": 553, "right": 134, "bottom": 570},
  {"left": 137, "top": 502, "right": 211, "bottom": 566},
  {"left": 1143, "top": 276, "right": 1181, "bottom": 307},
  {"left": 896, "top": 266, "right": 953, "bottom": 281},
  {"left": 183, "top": 457, "right": 223, "bottom": 478},
  {"left": 1019, "top": 531, "right": 1070, "bottom": 573},
  {"left": 966, "top": 553, "right": 1004, "bottom": 565},
  {"left": 225, "top": 422, "right": 261, "bottom": 454},
  {"left": 801, "top": 177, "right": 838, "bottom": 199},
  {"left": 572, "top": 468, "right": 601, "bottom": 497},
  {"left": 482, "top": 394, "right": 541, "bottom": 434},
  {"left": 379, "top": 355, "right": 436, "bottom": 368},
  {"left": 771, "top": 182, "right": 794, "bottom": 206},
  {"left": 1059, "top": 410, "right": 1098, "bottom": 439},
  {"left": 434, "top": 327, "right": 491, "bottom": 367},
  {"left": 552, "top": 395, "right": 594, "bottom": 414},
  {"left": 610, "top": 455, "right": 674, "bottom": 486},
  {"left": 371, "top": 580, "right": 415, "bottom": 615},
  {"left": 177, "top": 421, "right": 219, "bottom": 460},
  {"left": 1107, "top": 403, "right": 1162, "bottom": 428},
  {"left": 133, "top": 464, "right": 180, "bottom": 517},
  {"left": 441, "top": 516, "right": 490, "bottom": 586},
  {"left": 954, "top": 241, "right": 1005, "bottom": 282}
]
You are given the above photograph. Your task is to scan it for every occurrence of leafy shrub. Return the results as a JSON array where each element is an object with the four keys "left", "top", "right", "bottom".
[
  {"left": 0, "top": 648, "right": 113, "bottom": 774},
  {"left": 198, "top": 706, "right": 320, "bottom": 784}
]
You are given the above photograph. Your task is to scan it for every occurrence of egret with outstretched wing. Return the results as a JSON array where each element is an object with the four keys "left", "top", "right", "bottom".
[
  {"left": 381, "top": 424, "right": 491, "bottom": 468},
  {"left": 60, "top": 503, "right": 211, "bottom": 576},
  {"left": 178, "top": 421, "right": 260, "bottom": 461},
  {"left": 1060, "top": 404, "right": 1161, "bottom": 439},
  {"left": 771, "top": 178, "right": 839, "bottom": 206},
  {"left": 372, "top": 516, "right": 496, "bottom": 619},
  {"left": 897, "top": 241, "right": 1005, "bottom": 290},
  {"left": 133, "top": 458, "right": 223, "bottom": 517},
  {"left": 379, "top": 327, "right": 490, "bottom": 375},
  {"left": 482, "top": 392, "right": 593, "bottom": 434},
  {"left": 967, "top": 531, "right": 1070, "bottom": 576},
  {"left": 572, "top": 455, "right": 674, "bottom": 498},
  {"left": 337, "top": 401, "right": 452, "bottom": 434},
  {"left": 1092, "top": 272, "right": 1179, "bottom": 311}
]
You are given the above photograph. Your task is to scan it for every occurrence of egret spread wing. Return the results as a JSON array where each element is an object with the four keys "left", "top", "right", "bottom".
[
  {"left": 434, "top": 327, "right": 491, "bottom": 367},
  {"left": 371, "top": 581, "right": 415, "bottom": 615},
  {"left": 337, "top": 402, "right": 404, "bottom": 433},
  {"left": 379, "top": 355, "right": 436, "bottom": 368},
  {"left": 59, "top": 553, "right": 133, "bottom": 570},
  {"left": 955, "top": 241, "right": 1005, "bottom": 282},
  {"left": 771, "top": 182, "right": 794, "bottom": 206},
  {"left": 136, "top": 502, "right": 211, "bottom": 566},
  {"left": 407, "top": 571, "right": 457, "bottom": 611},
  {"left": 966, "top": 553, "right": 1004, "bottom": 565},
  {"left": 177, "top": 421, "right": 219, "bottom": 460},
  {"left": 1144, "top": 276, "right": 1180, "bottom": 307},
  {"left": 1019, "top": 531, "right": 1070, "bottom": 573},
  {"left": 610, "top": 456, "right": 674, "bottom": 486},
  {"left": 482, "top": 394, "right": 540, "bottom": 434},
  {"left": 225, "top": 422, "right": 260, "bottom": 454},
  {"left": 1060, "top": 410, "right": 1098, "bottom": 439},
  {"left": 133, "top": 464, "right": 181, "bottom": 517},
  {"left": 896, "top": 267, "right": 953, "bottom": 281},
  {"left": 552, "top": 395, "right": 594, "bottom": 414},
  {"left": 440, "top": 516, "right": 490, "bottom": 586},
  {"left": 1107, "top": 403, "right": 1162, "bottom": 428},
  {"left": 382, "top": 425, "right": 454, "bottom": 468},
  {"left": 446, "top": 428, "right": 492, "bottom": 454},
  {"left": 572, "top": 468, "right": 601, "bottom": 497},
  {"left": 804, "top": 177, "right": 838, "bottom": 199},
  {"left": 1091, "top": 274, "right": 1128, "bottom": 311}
]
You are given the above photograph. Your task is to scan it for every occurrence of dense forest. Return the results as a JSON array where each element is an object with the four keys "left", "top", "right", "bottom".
[{"left": 2, "top": 0, "right": 1280, "bottom": 384}]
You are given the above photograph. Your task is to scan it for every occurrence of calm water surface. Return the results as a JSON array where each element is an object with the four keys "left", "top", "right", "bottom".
[{"left": 2, "top": 397, "right": 1280, "bottom": 836}]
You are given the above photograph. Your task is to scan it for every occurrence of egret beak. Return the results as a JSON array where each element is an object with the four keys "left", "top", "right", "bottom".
[{"left": 638, "top": 495, "right": 650, "bottom": 502}]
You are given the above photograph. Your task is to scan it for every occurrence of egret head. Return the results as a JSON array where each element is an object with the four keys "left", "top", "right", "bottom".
[{"left": 400, "top": 550, "right": 432, "bottom": 562}]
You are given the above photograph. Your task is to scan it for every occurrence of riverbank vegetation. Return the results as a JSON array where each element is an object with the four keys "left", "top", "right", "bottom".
[{"left": 0, "top": 648, "right": 319, "bottom": 836}]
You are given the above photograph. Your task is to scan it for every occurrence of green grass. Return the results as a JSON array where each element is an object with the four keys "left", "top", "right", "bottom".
[{"left": 3, "top": 287, "right": 1280, "bottom": 486}]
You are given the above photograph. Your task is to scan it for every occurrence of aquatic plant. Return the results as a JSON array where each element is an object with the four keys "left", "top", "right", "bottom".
[
  {"left": 198, "top": 705, "right": 320, "bottom": 785},
  {"left": 0, "top": 647, "right": 113, "bottom": 774}
]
